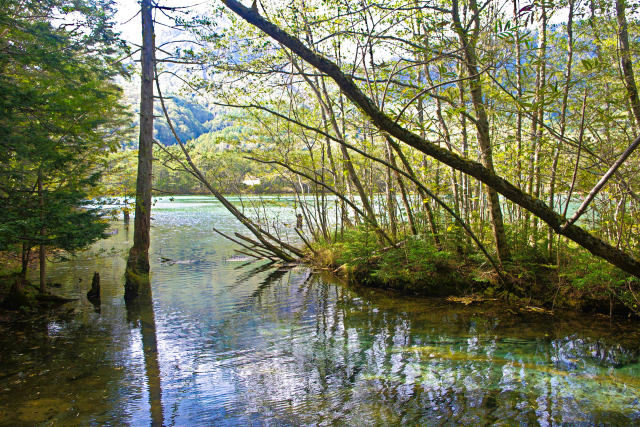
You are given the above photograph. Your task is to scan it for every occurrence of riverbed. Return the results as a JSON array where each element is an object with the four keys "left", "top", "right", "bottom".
[{"left": 1, "top": 196, "right": 639, "bottom": 425}]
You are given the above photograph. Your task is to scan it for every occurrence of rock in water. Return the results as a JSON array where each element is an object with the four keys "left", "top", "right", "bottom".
[{"left": 87, "top": 272, "right": 100, "bottom": 303}]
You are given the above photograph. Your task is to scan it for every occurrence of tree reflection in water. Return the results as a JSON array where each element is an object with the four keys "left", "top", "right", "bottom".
[
  {"left": 209, "top": 266, "right": 640, "bottom": 425},
  {"left": 2, "top": 206, "right": 638, "bottom": 425},
  {"left": 126, "top": 276, "right": 164, "bottom": 427}
]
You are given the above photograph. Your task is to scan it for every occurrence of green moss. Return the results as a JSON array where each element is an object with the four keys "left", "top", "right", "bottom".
[{"left": 124, "top": 267, "right": 150, "bottom": 300}]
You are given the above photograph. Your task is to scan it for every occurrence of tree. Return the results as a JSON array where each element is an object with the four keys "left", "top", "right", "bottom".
[
  {"left": 125, "top": 0, "right": 155, "bottom": 300},
  {"left": 0, "top": 0, "right": 129, "bottom": 294},
  {"left": 220, "top": 0, "right": 640, "bottom": 279},
  {"left": 451, "top": 0, "right": 511, "bottom": 263}
]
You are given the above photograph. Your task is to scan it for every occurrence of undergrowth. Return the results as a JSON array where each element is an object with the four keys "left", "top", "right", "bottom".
[{"left": 310, "top": 226, "right": 640, "bottom": 316}]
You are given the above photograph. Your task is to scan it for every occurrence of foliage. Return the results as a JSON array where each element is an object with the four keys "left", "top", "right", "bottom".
[
  {"left": 0, "top": 0, "right": 130, "bottom": 273},
  {"left": 372, "top": 237, "right": 457, "bottom": 286},
  {"left": 319, "top": 227, "right": 380, "bottom": 268},
  {"left": 314, "top": 227, "right": 476, "bottom": 295},
  {"left": 89, "top": 0, "right": 640, "bottom": 313},
  {"left": 559, "top": 244, "right": 640, "bottom": 315}
]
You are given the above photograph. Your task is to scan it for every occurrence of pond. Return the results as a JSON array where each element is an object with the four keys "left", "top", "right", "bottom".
[{"left": 1, "top": 196, "right": 639, "bottom": 425}]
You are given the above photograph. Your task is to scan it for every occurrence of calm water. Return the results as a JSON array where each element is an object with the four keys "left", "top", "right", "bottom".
[{"left": 1, "top": 196, "right": 639, "bottom": 426}]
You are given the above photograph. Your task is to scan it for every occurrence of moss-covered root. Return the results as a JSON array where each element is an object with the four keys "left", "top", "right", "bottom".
[{"left": 124, "top": 267, "right": 150, "bottom": 301}]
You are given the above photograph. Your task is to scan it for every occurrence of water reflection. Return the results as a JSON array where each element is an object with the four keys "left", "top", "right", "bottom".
[
  {"left": 126, "top": 278, "right": 164, "bottom": 427},
  {"left": 0, "top": 196, "right": 638, "bottom": 425},
  {"left": 211, "top": 269, "right": 640, "bottom": 425}
]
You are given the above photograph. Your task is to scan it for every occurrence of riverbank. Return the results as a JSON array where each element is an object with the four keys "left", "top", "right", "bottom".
[{"left": 307, "top": 227, "right": 640, "bottom": 318}]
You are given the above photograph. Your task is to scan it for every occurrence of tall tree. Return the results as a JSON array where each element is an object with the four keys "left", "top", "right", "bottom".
[
  {"left": 617, "top": 0, "right": 640, "bottom": 128},
  {"left": 0, "top": 0, "right": 129, "bottom": 294},
  {"left": 125, "top": 0, "right": 155, "bottom": 300},
  {"left": 451, "top": 0, "right": 511, "bottom": 263}
]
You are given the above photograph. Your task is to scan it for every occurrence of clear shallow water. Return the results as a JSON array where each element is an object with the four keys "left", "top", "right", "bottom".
[{"left": 1, "top": 196, "right": 639, "bottom": 425}]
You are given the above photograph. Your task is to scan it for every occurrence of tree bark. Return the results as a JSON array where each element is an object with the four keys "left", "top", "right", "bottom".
[
  {"left": 388, "top": 143, "right": 417, "bottom": 236},
  {"left": 125, "top": 0, "right": 155, "bottom": 300},
  {"left": 20, "top": 243, "right": 30, "bottom": 279},
  {"left": 529, "top": 3, "right": 547, "bottom": 240},
  {"left": 513, "top": 0, "right": 523, "bottom": 196},
  {"left": 384, "top": 141, "right": 398, "bottom": 239},
  {"left": 38, "top": 171, "right": 46, "bottom": 294},
  {"left": 548, "top": 0, "right": 575, "bottom": 258},
  {"left": 617, "top": 0, "right": 640, "bottom": 128}
]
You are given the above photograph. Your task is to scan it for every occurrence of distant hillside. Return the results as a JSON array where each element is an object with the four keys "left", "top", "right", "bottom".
[
  {"left": 121, "top": 82, "right": 220, "bottom": 147},
  {"left": 154, "top": 96, "right": 215, "bottom": 146}
]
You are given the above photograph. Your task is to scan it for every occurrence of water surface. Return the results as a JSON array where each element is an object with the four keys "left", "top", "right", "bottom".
[{"left": 1, "top": 196, "right": 639, "bottom": 425}]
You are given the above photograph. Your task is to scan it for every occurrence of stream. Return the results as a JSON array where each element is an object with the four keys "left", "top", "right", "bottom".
[{"left": 0, "top": 196, "right": 639, "bottom": 425}]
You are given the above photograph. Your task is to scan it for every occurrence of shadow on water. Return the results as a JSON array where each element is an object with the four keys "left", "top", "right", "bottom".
[
  {"left": 249, "top": 267, "right": 292, "bottom": 299},
  {"left": 232, "top": 260, "right": 254, "bottom": 270},
  {"left": 233, "top": 260, "right": 278, "bottom": 284},
  {"left": 237, "top": 262, "right": 314, "bottom": 304},
  {"left": 125, "top": 277, "right": 164, "bottom": 427}
]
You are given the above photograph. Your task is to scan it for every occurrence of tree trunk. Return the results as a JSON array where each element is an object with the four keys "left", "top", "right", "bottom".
[
  {"left": 416, "top": 97, "right": 441, "bottom": 246},
  {"left": 513, "top": 0, "right": 524, "bottom": 220},
  {"left": 125, "top": 0, "right": 155, "bottom": 301},
  {"left": 458, "top": 63, "right": 471, "bottom": 227},
  {"left": 38, "top": 171, "right": 46, "bottom": 294},
  {"left": 617, "top": 0, "right": 640, "bottom": 128},
  {"left": 384, "top": 142, "right": 397, "bottom": 239},
  {"left": 548, "top": 0, "right": 575, "bottom": 258},
  {"left": 388, "top": 144, "right": 417, "bottom": 236},
  {"left": 20, "top": 243, "right": 30, "bottom": 279},
  {"left": 529, "top": 3, "right": 547, "bottom": 242},
  {"left": 452, "top": 0, "right": 511, "bottom": 263}
]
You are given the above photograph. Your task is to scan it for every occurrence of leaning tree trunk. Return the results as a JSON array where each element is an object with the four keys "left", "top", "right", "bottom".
[{"left": 125, "top": 0, "right": 155, "bottom": 301}]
